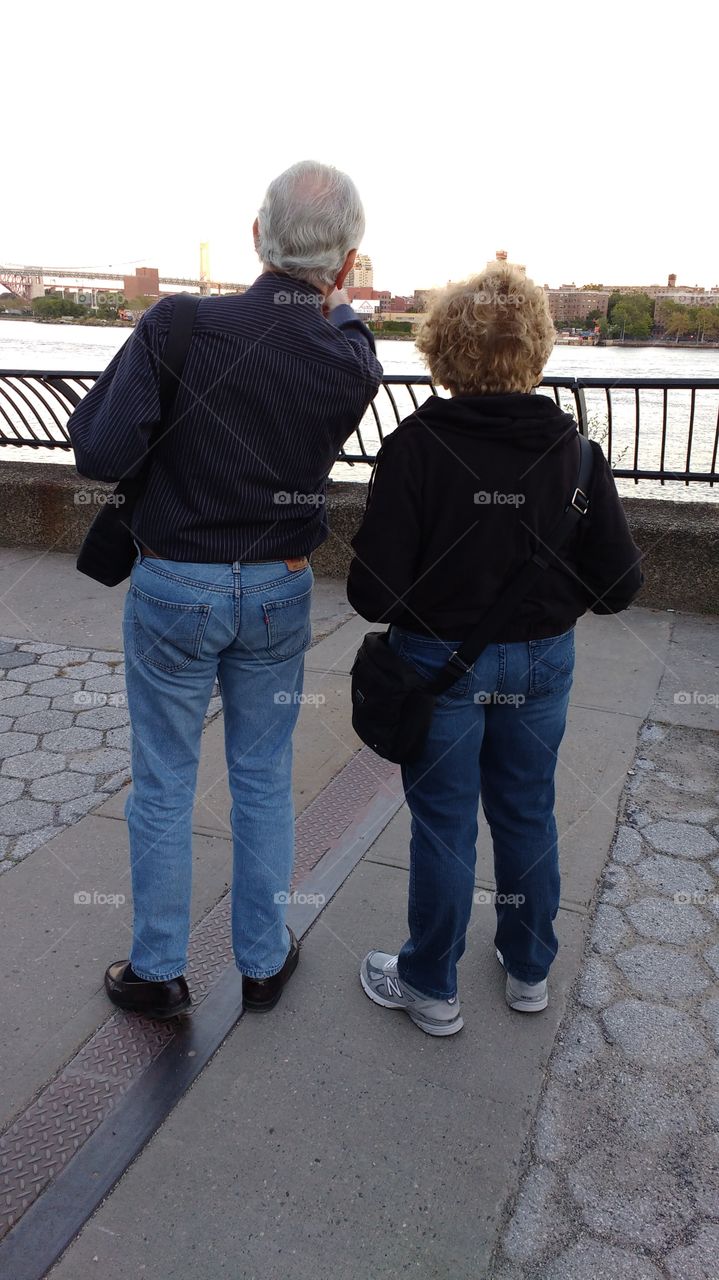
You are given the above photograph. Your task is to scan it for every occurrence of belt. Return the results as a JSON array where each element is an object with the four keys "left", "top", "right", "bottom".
[{"left": 140, "top": 548, "right": 309, "bottom": 572}]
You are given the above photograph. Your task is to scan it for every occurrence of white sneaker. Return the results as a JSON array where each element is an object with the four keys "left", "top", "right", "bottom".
[
  {"left": 496, "top": 947, "right": 548, "bottom": 1013},
  {"left": 360, "top": 951, "right": 463, "bottom": 1036}
]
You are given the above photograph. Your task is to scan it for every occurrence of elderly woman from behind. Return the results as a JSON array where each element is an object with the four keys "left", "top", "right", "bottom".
[{"left": 347, "top": 262, "right": 643, "bottom": 1037}]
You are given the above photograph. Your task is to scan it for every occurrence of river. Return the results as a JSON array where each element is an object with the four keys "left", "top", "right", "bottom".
[{"left": 1, "top": 320, "right": 718, "bottom": 502}]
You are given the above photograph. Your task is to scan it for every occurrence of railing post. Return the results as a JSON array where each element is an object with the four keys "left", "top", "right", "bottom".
[{"left": 574, "top": 383, "right": 589, "bottom": 438}]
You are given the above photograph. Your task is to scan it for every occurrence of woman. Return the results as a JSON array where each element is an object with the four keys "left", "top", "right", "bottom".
[{"left": 347, "top": 262, "right": 643, "bottom": 1037}]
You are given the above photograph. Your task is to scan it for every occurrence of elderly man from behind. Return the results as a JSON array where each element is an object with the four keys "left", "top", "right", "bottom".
[{"left": 69, "top": 161, "right": 382, "bottom": 1019}]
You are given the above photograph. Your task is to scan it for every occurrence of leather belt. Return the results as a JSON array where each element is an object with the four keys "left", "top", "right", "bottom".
[{"left": 140, "top": 548, "right": 309, "bottom": 572}]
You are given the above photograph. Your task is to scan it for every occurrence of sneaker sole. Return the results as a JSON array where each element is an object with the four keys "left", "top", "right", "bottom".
[
  {"left": 497, "top": 949, "right": 549, "bottom": 1012},
  {"left": 360, "top": 969, "right": 464, "bottom": 1036},
  {"left": 408, "top": 1010, "right": 464, "bottom": 1037},
  {"left": 505, "top": 989, "right": 548, "bottom": 1013}
]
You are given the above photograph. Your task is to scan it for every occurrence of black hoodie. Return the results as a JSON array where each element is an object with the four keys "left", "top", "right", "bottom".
[{"left": 347, "top": 392, "right": 643, "bottom": 642}]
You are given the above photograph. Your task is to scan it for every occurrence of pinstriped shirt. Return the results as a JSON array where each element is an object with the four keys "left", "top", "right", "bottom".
[{"left": 68, "top": 272, "right": 383, "bottom": 562}]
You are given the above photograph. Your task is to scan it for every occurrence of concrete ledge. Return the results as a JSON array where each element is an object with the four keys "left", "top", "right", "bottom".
[
  {"left": 0, "top": 459, "right": 105, "bottom": 554},
  {"left": 618, "top": 496, "right": 719, "bottom": 614},
  {"left": 0, "top": 462, "right": 716, "bottom": 615}
]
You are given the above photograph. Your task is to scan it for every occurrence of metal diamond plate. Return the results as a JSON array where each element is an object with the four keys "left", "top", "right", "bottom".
[
  {"left": 292, "top": 746, "right": 399, "bottom": 881},
  {"left": 0, "top": 744, "right": 399, "bottom": 1240}
]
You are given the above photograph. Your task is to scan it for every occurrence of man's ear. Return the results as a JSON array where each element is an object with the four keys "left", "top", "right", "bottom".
[
  {"left": 253, "top": 217, "right": 260, "bottom": 252},
  {"left": 335, "top": 248, "right": 357, "bottom": 290}
]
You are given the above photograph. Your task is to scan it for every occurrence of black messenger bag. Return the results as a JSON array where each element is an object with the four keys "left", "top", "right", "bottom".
[
  {"left": 75, "top": 292, "right": 200, "bottom": 587},
  {"left": 351, "top": 433, "right": 594, "bottom": 764}
]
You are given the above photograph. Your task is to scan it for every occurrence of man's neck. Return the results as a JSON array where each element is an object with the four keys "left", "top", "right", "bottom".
[{"left": 260, "top": 268, "right": 328, "bottom": 299}]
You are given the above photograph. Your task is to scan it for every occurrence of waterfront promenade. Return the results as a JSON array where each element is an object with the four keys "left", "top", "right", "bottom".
[{"left": 0, "top": 547, "right": 717, "bottom": 1278}]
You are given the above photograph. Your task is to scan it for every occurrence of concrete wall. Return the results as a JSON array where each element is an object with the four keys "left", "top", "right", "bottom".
[{"left": 0, "top": 460, "right": 716, "bottom": 615}]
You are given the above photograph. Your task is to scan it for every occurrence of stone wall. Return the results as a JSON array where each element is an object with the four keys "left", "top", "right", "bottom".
[{"left": 0, "top": 461, "right": 716, "bottom": 615}]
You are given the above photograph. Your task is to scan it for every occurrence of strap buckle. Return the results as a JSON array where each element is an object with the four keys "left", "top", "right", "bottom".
[
  {"left": 571, "top": 487, "right": 589, "bottom": 515},
  {"left": 447, "top": 651, "right": 471, "bottom": 674}
]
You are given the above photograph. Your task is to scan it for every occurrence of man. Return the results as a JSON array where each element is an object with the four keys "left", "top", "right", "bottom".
[{"left": 69, "top": 160, "right": 382, "bottom": 1019}]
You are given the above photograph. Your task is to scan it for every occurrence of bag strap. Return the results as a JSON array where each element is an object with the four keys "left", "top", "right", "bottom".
[
  {"left": 158, "top": 292, "right": 200, "bottom": 427},
  {"left": 429, "top": 433, "right": 594, "bottom": 696},
  {"left": 114, "top": 293, "right": 200, "bottom": 499}
]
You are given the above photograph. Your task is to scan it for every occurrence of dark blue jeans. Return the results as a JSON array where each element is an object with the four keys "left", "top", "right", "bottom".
[{"left": 389, "top": 625, "right": 575, "bottom": 1000}]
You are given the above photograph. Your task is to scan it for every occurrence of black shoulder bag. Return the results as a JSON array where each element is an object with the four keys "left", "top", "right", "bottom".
[
  {"left": 75, "top": 292, "right": 200, "bottom": 587},
  {"left": 351, "top": 433, "right": 594, "bottom": 764}
]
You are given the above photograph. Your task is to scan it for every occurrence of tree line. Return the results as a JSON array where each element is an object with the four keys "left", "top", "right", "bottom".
[{"left": 561, "top": 292, "right": 719, "bottom": 340}]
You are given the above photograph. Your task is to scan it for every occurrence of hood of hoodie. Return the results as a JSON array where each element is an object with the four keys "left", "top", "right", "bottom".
[{"left": 410, "top": 391, "right": 577, "bottom": 457}]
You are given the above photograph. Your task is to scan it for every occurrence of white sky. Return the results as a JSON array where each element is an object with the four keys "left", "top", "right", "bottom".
[{"left": 3, "top": 0, "right": 717, "bottom": 295}]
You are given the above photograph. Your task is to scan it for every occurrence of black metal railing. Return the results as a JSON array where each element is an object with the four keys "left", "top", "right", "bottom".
[{"left": 1, "top": 370, "right": 718, "bottom": 487}]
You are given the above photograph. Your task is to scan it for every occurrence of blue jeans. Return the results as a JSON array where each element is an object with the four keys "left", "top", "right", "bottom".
[
  {"left": 122, "top": 555, "right": 313, "bottom": 982},
  {"left": 389, "top": 625, "right": 575, "bottom": 1000}
]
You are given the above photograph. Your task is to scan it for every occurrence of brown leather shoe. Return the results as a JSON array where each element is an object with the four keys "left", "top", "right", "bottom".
[
  {"left": 104, "top": 961, "right": 192, "bottom": 1020},
  {"left": 242, "top": 928, "right": 300, "bottom": 1012}
]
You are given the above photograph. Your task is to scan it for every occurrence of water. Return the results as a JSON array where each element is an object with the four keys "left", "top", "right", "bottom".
[
  {"left": 1, "top": 320, "right": 718, "bottom": 501},
  {"left": 359, "top": 340, "right": 719, "bottom": 502}
]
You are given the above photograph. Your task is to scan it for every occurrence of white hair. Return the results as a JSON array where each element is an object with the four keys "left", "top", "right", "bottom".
[{"left": 256, "top": 160, "right": 365, "bottom": 289}]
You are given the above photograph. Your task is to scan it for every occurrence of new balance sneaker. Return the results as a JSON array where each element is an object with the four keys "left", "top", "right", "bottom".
[
  {"left": 496, "top": 947, "right": 548, "bottom": 1013},
  {"left": 360, "top": 951, "right": 463, "bottom": 1036}
]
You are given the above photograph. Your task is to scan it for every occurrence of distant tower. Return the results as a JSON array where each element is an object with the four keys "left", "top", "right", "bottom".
[
  {"left": 346, "top": 253, "right": 373, "bottom": 288},
  {"left": 200, "top": 242, "right": 211, "bottom": 296},
  {"left": 667, "top": 272, "right": 677, "bottom": 289},
  {"left": 490, "top": 249, "right": 525, "bottom": 274}
]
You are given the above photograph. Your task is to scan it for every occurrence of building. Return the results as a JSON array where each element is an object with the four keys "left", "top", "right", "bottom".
[
  {"left": 546, "top": 289, "right": 610, "bottom": 324},
  {"left": 352, "top": 299, "right": 376, "bottom": 320},
  {"left": 346, "top": 253, "right": 373, "bottom": 289},
  {"left": 122, "top": 266, "right": 160, "bottom": 302},
  {"left": 592, "top": 276, "right": 718, "bottom": 302}
]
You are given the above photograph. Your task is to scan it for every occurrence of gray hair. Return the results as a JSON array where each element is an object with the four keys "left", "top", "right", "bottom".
[{"left": 256, "top": 160, "right": 365, "bottom": 289}]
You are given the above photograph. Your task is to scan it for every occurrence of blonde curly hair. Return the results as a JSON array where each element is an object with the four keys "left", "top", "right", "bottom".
[{"left": 415, "top": 262, "right": 555, "bottom": 395}]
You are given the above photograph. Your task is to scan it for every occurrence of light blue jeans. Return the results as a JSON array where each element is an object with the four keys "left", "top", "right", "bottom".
[{"left": 122, "top": 555, "right": 313, "bottom": 982}]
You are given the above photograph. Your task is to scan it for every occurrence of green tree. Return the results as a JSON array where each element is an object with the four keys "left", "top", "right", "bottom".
[
  {"left": 31, "top": 296, "right": 86, "bottom": 320},
  {"left": 610, "top": 293, "right": 654, "bottom": 339},
  {"left": 127, "top": 295, "right": 155, "bottom": 313},
  {"left": 607, "top": 291, "right": 624, "bottom": 323},
  {"left": 703, "top": 307, "right": 719, "bottom": 339},
  {"left": 96, "top": 298, "right": 124, "bottom": 320}
]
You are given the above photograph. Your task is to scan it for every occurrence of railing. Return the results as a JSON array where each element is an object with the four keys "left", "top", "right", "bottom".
[{"left": 0, "top": 370, "right": 718, "bottom": 487}]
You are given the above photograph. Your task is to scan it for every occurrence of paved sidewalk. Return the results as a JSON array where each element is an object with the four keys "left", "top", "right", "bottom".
[
  {"left": 491, "top": 715, "right": 719, "bottom": 1279},
  {"left": 0, "top": 546, "right": 353, "bottom": 871},
  {"left": 0, "top": 547, "right": 716, "bottom": 1278}
]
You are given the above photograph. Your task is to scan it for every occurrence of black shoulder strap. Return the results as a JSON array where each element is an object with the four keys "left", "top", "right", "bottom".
[
  {"left": 429, "top": 433, "right": 594, "bottom": 696},
  {"left": 111, "top": 293, "right": 200, "bottom": 500},
  {"left": 158, "top": 292, "right": 200, "bottom": 426}
]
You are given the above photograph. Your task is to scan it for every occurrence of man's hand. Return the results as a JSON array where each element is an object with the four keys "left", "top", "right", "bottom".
[{"left": 323, "top": 288, "right": 351, "bottom": 316}]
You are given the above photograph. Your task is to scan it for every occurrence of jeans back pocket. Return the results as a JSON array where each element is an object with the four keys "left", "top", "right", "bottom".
[
  {"left": 132, "top": 586, "right": 211, "bottom": 673},
  {"left": 393, "top": 632, "right": 473, "bottom": 699},
  {"left": 529, "top": 629, "right": 575, "bottom": 696},
  {"left": 263, "top": 585, "right": 313, "bottom": 660}
]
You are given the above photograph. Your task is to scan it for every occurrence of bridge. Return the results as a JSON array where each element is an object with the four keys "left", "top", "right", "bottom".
[{"left": 0, "top": 264, "right": 248, "bottom": 305}]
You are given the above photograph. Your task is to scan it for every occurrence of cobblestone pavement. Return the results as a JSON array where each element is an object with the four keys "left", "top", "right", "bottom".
[
  {"left": 0, "top": 637, "right": 221, "bottom": 872},
  {"left": 490, "top": 718, "right": 719, "bottom": 1280}
]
